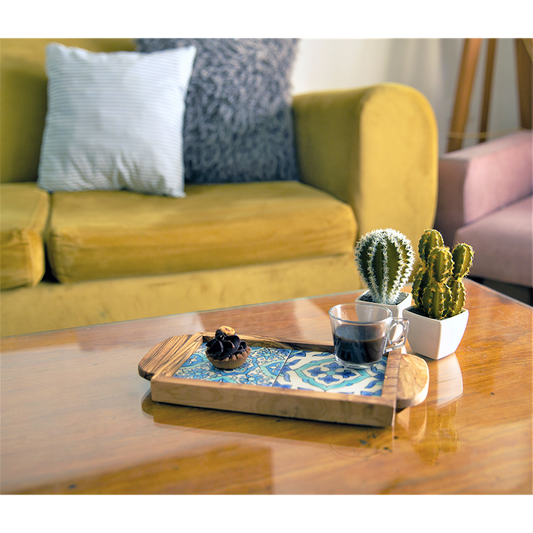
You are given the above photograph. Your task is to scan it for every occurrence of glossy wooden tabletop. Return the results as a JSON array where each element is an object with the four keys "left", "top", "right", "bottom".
[{"left": 1, "top": 280, "right": 531, "bottom": 494}]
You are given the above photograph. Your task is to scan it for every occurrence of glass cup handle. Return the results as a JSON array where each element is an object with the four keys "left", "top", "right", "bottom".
[{"left": 385, "top": 318, "right": 409, "bottom": 352}]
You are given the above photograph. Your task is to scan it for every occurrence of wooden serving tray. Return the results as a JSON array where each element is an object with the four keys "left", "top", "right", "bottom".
[{"left": 138, "top": 333, "right": 429, "bottom": 427}]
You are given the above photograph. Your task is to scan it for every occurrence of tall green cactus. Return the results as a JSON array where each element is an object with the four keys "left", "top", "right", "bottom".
[
  {"left": 354, "top": 228, "right": 415, "bottom": 305},
  {"left": 412, "top": 229, "right": 474, "bottom": 319}
]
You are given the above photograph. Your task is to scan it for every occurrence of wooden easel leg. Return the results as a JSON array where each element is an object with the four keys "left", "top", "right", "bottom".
[
  {"left": 479, "top": 39, "right": 497, "bottom": 143},
  {"left": 447, "top": 38, "right": 483, "bottom": 152},
  {"left": 515, "top": 38, "right": 533, "bottom": 130}
]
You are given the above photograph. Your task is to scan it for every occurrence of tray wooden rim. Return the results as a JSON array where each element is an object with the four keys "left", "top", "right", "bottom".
[{"left": 139, "top": 332, "right": 406, "bottom": 427}]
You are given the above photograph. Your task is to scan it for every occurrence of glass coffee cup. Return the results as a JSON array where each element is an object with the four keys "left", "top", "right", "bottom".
[{"left": 328, "top": 303, "right": 409, "bottom": 369}]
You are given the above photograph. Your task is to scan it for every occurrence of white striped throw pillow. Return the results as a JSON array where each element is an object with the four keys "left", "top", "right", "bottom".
[{"left": 37, "top": 43, "right": 196, "bottom": 197}]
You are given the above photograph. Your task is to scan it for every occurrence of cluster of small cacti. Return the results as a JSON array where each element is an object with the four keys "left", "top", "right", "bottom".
[
  {"left": 354, "top": 228, "right": 415, "bottom": 305},
  {"left": 411, "top": 229, "right": 474, "bottom": 319}
]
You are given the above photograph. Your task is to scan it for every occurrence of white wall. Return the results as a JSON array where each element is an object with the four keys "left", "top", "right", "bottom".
[{"left": 291, "top": 39, "right": 521, "bottom": 155}]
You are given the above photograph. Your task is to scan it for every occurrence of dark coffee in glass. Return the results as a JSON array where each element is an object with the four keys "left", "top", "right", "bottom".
[{"left": 333, "top": 324, "right": 387, "bottom": 366}]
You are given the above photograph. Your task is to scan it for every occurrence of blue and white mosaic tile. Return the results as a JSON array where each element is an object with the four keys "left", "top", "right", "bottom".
[
  {"left": 174, "top": 344, "right": 290, "bottom": 386},
  {"left": 273, "top": 351, "right": 387, "bottom": 396},
  {"left": 173, "top": 344, "right": 387, "bottom": 396}
]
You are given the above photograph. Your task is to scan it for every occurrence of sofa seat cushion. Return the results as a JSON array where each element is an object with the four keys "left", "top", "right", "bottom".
[
  {"left": 1, "top": 183, "right": 50, "bottom": 290},
  {"left": 46, "top": 181, "right": 357, "bottom": 283},
  {"left": 455, "top": 195, "right": 532, "bottom": 287}
]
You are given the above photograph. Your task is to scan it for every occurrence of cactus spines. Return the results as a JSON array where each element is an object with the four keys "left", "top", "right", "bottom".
[
  {"left": 418, "top": 229, "right": 444, "bottom": 263},
  {"left": 412, "top": 230, "right": 474, "bottom": 319},
  {"left": 448, "top": 243, "right": 474, "bottom": 316},
  {"left": 419, "top": 247, "right": 453, "bottom": 319},
  {"left": 354, "top": 228, "right": 415, "bottom": 305},
  {"left": 452, "top": 243, "right": 474, "bottom": 280},
  {"left": 449, "top": 279, "right": 466, "bottom": 317}
]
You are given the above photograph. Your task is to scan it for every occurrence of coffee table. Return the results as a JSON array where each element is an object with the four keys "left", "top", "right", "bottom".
[{"left": 1, "top": 280, "right": 531, "bottom": 494}]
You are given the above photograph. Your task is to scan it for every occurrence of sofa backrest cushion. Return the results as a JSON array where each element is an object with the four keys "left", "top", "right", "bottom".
[
  {"left": 136, "top": 39, "right": 300, "bottom": 185},
  {"left": 0, "top": 38, "right": 135, "bottom": 184}
]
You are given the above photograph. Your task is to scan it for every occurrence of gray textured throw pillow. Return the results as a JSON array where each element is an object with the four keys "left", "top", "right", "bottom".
[{"left": 136, "top": 38, "right": 300, "bottom": 184}]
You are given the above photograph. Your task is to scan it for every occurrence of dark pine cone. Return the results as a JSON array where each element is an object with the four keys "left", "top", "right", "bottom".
[{"left": 206, "top": 328, "right": 248, "bottom": 360}]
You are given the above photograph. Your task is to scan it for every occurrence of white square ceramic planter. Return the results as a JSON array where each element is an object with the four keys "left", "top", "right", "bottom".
[
  {"left": 403, "top": 307, "right": 469, "bottom": 360},
  {"left": 355, "top": 290, "right": 412, "bottom": 319}
]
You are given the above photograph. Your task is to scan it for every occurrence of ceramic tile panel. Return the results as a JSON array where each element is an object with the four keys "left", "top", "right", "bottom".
[{"left": 173, "top": 343, "right": 387, "bottom": 396}]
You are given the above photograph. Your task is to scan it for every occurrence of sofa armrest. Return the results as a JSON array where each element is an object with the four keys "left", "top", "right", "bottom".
[
  {"left": 435, "top": 130, "right": 533, "bottom": 246},
  {"left": 292, "top": 83, "right": 438, "bottom": 249}
]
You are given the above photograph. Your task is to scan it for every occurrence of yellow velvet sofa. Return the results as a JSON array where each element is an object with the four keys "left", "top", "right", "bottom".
[{"left": 0, "top": 38, "right": 438, "bottom": 337}]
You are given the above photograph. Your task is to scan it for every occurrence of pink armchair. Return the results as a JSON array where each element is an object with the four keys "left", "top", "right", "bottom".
[{"left": 435, "top": 130, "right": 532, "bottom": 296}]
